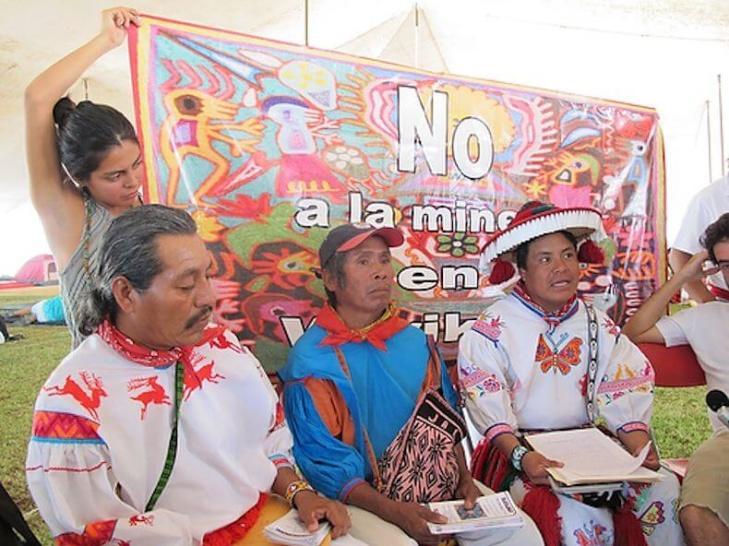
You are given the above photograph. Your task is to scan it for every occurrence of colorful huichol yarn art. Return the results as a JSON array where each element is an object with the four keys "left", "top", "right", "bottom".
[{"left": 129, "top": 15, "right": 665, "bottom": 371}]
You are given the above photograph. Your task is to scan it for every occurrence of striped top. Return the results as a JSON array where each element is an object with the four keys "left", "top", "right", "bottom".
[{"left": 59, "top": 199, "right": 112, "bottom": 348}]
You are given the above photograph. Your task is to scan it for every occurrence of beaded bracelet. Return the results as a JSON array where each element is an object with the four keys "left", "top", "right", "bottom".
[{"left": 284, "top": 479, "right": 315, "bottom": 507}]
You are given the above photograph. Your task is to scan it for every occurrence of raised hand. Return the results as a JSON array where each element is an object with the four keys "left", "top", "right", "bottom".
[
  {"left": 679, "top": 249, "right": 719, "bottom": 282},
  {"left": 100, "top": 7, "right": 140, "bottom": 48}
]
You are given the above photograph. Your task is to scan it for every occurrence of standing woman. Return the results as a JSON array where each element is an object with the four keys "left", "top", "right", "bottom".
[{"left": 25, "top": 7, "right": 143, "bottom": 347}]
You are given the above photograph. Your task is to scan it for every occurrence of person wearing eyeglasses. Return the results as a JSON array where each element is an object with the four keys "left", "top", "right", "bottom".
[
  {"left": 624, "top": 212, "right": 729, "bottom": 546},
  {"left": 669, "top": 176, "right": 729, "bottom": 303}
]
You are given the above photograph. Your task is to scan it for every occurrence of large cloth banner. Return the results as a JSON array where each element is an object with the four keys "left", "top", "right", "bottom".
[{"left": 129, "top": 15, "right": 665, "bottom": 371}]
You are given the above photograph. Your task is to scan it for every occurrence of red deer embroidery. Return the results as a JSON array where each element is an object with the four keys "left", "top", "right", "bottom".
[
  {"left": 44, "top": 372, "right": 107, "bottom": 420},
  {"left": 127, "top": 376, "right": 171, "bottom": 420},
  {"left": 208, "top": 331, "right": 243, "bottom": 353},
  {"left": 184, "top": 354, "right": 226, "bottom": 400}
]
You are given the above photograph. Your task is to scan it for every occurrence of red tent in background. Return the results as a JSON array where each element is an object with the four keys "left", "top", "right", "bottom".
[{"left": 14, "top": 254, "right": 58, "bottom": 285}]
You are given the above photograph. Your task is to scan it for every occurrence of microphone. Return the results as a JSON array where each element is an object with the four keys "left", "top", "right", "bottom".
[{"left": 706, "top": 390, "right": 729, "bottom": 429}]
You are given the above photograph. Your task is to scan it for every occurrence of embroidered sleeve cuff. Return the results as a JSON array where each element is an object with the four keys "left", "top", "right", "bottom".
[
  {"left": 484, "top": 423, "right": 514, "bottom": 444},
  {"left": 268, "top": 453, "right": 294, "bottom": 468},
  {"left": 338, "top": 477, "right": 366, "bottom": 502},
  {"left": 617, "top": 422, "right": 649, "bottom": 434},
  {"left": 31, "top": 411, "right": 106, "bottom": 445}
]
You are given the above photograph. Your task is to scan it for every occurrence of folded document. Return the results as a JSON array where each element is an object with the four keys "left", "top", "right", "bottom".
[
  {"left": 427, "top": 492, "right": 525, "bottom": 535},
  {"left": 263, "top": 509, "right": 366, "bottom": 546}
]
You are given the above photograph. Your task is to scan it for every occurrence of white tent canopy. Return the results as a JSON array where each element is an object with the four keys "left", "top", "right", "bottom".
[{"left": 1, "top": 0, "right": 728, "bottom": 274}]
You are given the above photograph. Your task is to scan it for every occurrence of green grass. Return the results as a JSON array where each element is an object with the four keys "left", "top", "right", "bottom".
[
  {"left": 0, "top": 324, "right": 69, "bottom": 545},
  {"left": 0, "top": 290, "right": 715, "bottom": 545},
  {"left": 653, "top": 386, "right": 713, "bottom": 458},
  {"left": 0, "top": 286, "right": 60, "bottom": 308}
]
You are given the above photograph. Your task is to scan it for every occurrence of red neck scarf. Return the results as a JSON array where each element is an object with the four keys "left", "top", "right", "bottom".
[
  {"left": 97, "top": 320, "right": 225, "bottom": 368},
  {"left": 316, "top": 303, "right": 409, "bottom": 351}
]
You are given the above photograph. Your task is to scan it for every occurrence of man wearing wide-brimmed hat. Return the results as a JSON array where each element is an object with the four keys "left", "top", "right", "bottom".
[{"left": 458, "top": 201, "right": 684, "bottom": 546}]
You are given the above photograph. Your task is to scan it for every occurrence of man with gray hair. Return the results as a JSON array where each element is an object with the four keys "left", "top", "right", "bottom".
[{"left": 26, "top": 205, "right": 349, "bottom": 545}]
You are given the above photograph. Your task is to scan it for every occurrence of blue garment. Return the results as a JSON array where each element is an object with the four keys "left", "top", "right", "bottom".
[
  {"left": 41, "top": 295, "right": 66, "bottom": 324},
  {"left": 279, "top": 324, "right": 457, "bottom": 500}
]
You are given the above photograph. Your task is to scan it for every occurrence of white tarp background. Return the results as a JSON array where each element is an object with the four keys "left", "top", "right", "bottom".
[{"left": 1, "top": 0, "right": 727, "bottom": 275}]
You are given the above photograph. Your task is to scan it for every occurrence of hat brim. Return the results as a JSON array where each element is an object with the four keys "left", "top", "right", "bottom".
[
  {"left": 479, "top": 208, "right": 602, "bottom": 271},
  {"left": 337, "top": 227, "right": 405, "bottom": 253}
]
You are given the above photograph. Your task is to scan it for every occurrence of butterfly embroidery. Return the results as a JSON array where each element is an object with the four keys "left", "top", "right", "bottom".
[
  {"left": 573, "top": 521, "right": 609, "bottom": 546},
  {"left": 639, "top": 500, "right": 665, "bottom": 536},
  {"left": 535, "top": 335, "right": 583, "bottom": 375}
]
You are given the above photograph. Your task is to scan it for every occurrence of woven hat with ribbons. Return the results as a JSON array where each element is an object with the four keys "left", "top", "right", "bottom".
[{"left": 480, "top": 201, "right": 606, "bottom": 284}]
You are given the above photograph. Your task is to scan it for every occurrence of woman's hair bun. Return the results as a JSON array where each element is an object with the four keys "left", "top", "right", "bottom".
[{"left": 53, "top": 97, "right": 77, "bottom": 128}]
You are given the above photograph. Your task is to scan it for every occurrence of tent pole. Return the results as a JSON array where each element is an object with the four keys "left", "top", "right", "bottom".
[
  {"left": 719, "top": 74, "right": 725, "bottom": 178},
  {"left": 707, "top": 100, "right": 713, "bottom": 184},
  {"left": 304, "top": 0, "right": 309, "bottom": 47},
  {"left": 414, "top": 4, "right": 419, "bottom": 69}
]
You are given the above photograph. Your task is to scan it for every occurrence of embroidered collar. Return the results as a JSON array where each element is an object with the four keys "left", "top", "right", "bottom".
[
  {"left": 316, "top": 303, "right": 409, "bottom": 351},
  {"left": 512, "top": 282, "right": 579, "bottom": 333},
  {"left": 97, "top": 320, "right": 226, "bottom": 368}
]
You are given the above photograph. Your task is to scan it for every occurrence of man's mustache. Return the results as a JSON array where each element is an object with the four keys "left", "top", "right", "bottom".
[{"left": 185, "top": 306, "right": 213, "bottom": 329}]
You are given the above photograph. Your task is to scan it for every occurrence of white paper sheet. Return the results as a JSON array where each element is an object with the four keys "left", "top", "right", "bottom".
[{"left": 525, "top": 428, "right": 661, "bottom": 485}]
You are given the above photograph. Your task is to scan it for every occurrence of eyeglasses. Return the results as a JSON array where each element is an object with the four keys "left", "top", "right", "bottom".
[{"left": 704, "top": 261, "right": 729, "bottom": 272}]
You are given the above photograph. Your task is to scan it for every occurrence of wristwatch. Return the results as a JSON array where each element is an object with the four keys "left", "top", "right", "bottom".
[{"left": 510, "top": 445, "right": 529, "bottom": 472}]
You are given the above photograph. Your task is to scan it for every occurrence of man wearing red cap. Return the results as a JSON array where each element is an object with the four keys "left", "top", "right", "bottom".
[
  {"left": 458, "top": 202, "right": 683, "bottom": 546},
  {"left": 279, "top": 223, "right": 543, "bottom": 545}
]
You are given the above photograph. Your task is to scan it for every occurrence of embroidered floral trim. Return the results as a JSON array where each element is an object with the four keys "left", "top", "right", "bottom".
[
  {"left": 461, "top": 370, "right": 502, "bottom": 394},
  {"left": 472, "top": 315, "right": 504, "bottom": 343},
  {"left": 618, "top": 421, "right": 649, "bottom": 434},
  {"left": 484, "top": 423, "right": 513, "bottom": 444},
  {"left": 597, "top": 375, "right": 653, "bottom": 395}
]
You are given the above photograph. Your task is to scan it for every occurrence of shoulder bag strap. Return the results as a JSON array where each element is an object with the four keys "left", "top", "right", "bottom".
[
  {"left": 333, "top": 347, "right": 383, "bottom": 489},
  {"left": 585, "top": 304, "right": 599, "bottom": 424},
  {"left": 145, "top": 361, "right": 184, "bottom": 512},
  {"left": 424, "top": 334, "right": 443, "bottom": 392}
]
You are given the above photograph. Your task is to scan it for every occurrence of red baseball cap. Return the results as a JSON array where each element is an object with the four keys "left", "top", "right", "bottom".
[{"left": 319, "top": 223, "right": 404, "bottom": 267}]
